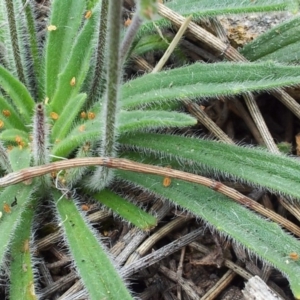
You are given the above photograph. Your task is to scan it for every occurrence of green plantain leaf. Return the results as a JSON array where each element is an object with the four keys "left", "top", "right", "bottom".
[
  {"left": 119, "top": 110, "right": 196, "bottom": 132},
  {"left": 9, "top": 197, "right": 38, "bottom": 300},
  {"left": 0, "top": 66, "right": 35, "bottom": 124},
  {"left": 50, "top": 10, "right": 97, "bottom": 113},
  {"left": 53, "top": 190, "right": 133, "bottom": 300},
  {"left": 0, "top": 96, "right": 26, "bottom": 131},
  {"left": 119, "top": 132, "right": 300, "bottom": 200},
  {"left": 117, "top": 169, "right": 300, "bottom": 298},
  {"left": 45, "top": 0, "right": 86, "bottom": 99},
  {"left": 241, "top": 16, "right": 300, "bottom": 63},
  {"left": 93, "top": 189, "right": 157, "bottom": 230},
  {"left": 122, "top": 61, "right": 300, "bottom": 109},
  {"left": 0, "top": 184, "right": 33, "bottom": 265}
]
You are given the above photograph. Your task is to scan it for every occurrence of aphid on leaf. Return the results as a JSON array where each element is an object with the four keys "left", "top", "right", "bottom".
[
  {"left": 44, "top": 97, "right": 49, "bottom": 105},
  {"left": 15, "top": 135, "right": 22, "bottom": 144},
  {"left": 2, "top": 110, "right": 11, "bottom": 117},
  {"left": 289, "top": 252, "right": 299, "bottom": 261},
  {"left": 50, "top": 112, "right": 59, "bottom": 120},
  {"left": 79, "top": 125, "right": 85, "bottom": 132},
  {"left": 3, "top": 203, "right": 11, "bottom": 213},
  {"left": 0, "top": 211, "right": 2, "bottom": 219},
  {"left": 22, "top": 239, "right": 29, "bottom": 253},
  {"left": 124, "top": 18, "right": 132, "bottom": 27},
  {"left": 81, "top": 204, "right": 90, "bottom": 211},
  {"left": 85, "top": 10, "right": 92, "bottom": 19},
  {"left": 163, "top": 176, "right": 171, "bottom": 187},
  {"left": 87, "top": 112, "right": 96, "bottom": 120},
  {"left": 80, "top": 111, "right": 87, "bottom": 119},
  {"left": 47, "top": 25, "right": 57, "bottom": 31},
  {"left": 0, "top": 120, "right": 4, "bottom": 129},
  {"left": 70, "top": 77, "right": 76, "bottom": 86}
]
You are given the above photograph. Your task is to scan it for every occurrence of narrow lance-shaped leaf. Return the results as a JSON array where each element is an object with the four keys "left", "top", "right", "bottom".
[
  {"left": 53, "top": 190, "right": 133, "bottom": 300},
  {"left": 240, "top": 16, "right": 300, "bottom": 63},
  {"left": 121, "top": 61, "right": 300, "bottom": 109},
  {"left": 0, "top": 184, "right": 33, "bottom": 266},
  {"left": 50, "top": 11, "right": 97, "bottom": 113},
  {"left": 117, "top": 170, "right": 300, "bottom": 298},
  {"left": 45, "top": 0, "right": 86, "bottom": 99},
  {"left": 119, "top": 133, "right": 300, "bottom": 200},
  {"left": 0, "top": 66, "right": 35, "bottom": 124},
  {"left": 93, "top": 189, "right": 157, "bottom": 230},
  {"left": 9, "top": 198, "right": 38, "bottom": 300}
]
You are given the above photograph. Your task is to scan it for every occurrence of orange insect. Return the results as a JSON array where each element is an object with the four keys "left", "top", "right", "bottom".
[
  {"left": 87, "top": 112, "right": 96, "bottom": 120},
  {"left": 22, "top": 239, "right": 29, "bottom": 253},
  {"left": 50, "top": 112, "right": 59, "bottom": 120},
  {"left": 124, "top": 18, "right": 132, "bottom": 27},
  {"left": 3, "top": 203, "right": 11, "bottom": 213},
  {"left": 70, "top": 77, "right": 76, "bottom": 86},
  {"left": 2, "top": 110, "right": 11, "bottom": 117},
  {"left": 0, "top": 120, "right": 4, "bottom": 129},
  {"left": 80, "top": 111, "right": 87, "bottom": 119},
  {"left": 79, "top": 125, "right": 85, "bottom": 132},
  {"left": 289, "top": 252, "right": 299, "bottom": 261},
  {"left": 81, "top": 204, "right": 90, "bottom": 211},
  {"left": 85, "top": 10, "right": 92, "bottom": 19},
  {"left": 163, "top": 177, "right": 171, "bottom": 187}
]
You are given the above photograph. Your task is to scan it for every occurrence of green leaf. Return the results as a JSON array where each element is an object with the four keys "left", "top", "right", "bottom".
[
  {"left": 119, "top": 110, "right": 196, "bottom": 132},
  {"left": 0, "top": 129, "right": 29, "bottom": 145},
  {"left": 0, "top": 66, "right": 35, "bottom": 124},
  {"left": 51, "top": 93, "right": 87, "bottom": 141},
  {"left": 0, "top": 184, "right": 33, "bottom": 265},
  {"left": 117, "top": 170, "right": 300, "bottom": 298},
  {"left": 8, "top": 148, "right": 31, "bottom": 172},
  {"left": 121, "top": 61, "right": 300, "bottom": 109},
  {"left": 119, "top": 133, "right": 300, "bottom": 200},
  {"left": 9, "top": 198, "right": 37, "bottom": 300},
  {"left": 45, "top": 0, "right": 86, "bottom": 99},
  {"left": 0, "top": 96, "right": 27, "bottom": 131},
  {"left": 50, "top": 12, "right": 97, "bottom": 113},
  {"left": 53, "top": 190, "right": 133, "bottom": 300},
  {"left": 240, "top": 16, "right": 300, "bottom": 63},
  {"left": 93, "top": 189, "right": 157, "bottom": 230}
]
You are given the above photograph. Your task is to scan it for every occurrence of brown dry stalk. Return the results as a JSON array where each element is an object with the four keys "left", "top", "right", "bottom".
[{"left": 2, "top": 156, "right": 300, "bottom": 237}]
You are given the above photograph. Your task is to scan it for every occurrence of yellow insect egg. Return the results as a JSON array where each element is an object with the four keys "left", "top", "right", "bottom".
[
  {"left": 50, "top": 112, "right": 59, "bottom": 120},
  {"left": 289, "top": 252, "right": 299, "bottom": 261},
  {"left": 163, "top": 177, "right": 171, "bottom": 187},
  {"left": 2, "top": 110, "right": 11, "bottom": 117},
  {"left": 87, "top": 112, "right": 95, "bottom": 120},
  {"left": 70, "top": 77, "right": 76, "bottom": 86},
  {"left": 80, "top": 111, "right": 87, "bottom": 119},
  {"left": 85, "top": 10, "right": 92, "bottom": 19},
  {"left": 79, "top": 125, "right": 85, "bottom": 132},
  {"left": 47, "top": 25, "right": 57, "bottom": 31},
  {"left": 0, "top": 120, "right": 4, "bottom": 128}
]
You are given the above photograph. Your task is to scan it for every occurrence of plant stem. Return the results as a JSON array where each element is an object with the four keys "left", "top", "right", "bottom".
[{"left": 1, "top": 156, "right": 300, "bottom": 237}]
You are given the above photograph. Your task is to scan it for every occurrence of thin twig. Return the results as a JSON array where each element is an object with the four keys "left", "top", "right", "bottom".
[{"left": 2, "top": 156, "right": 300, "bottom": 237}]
